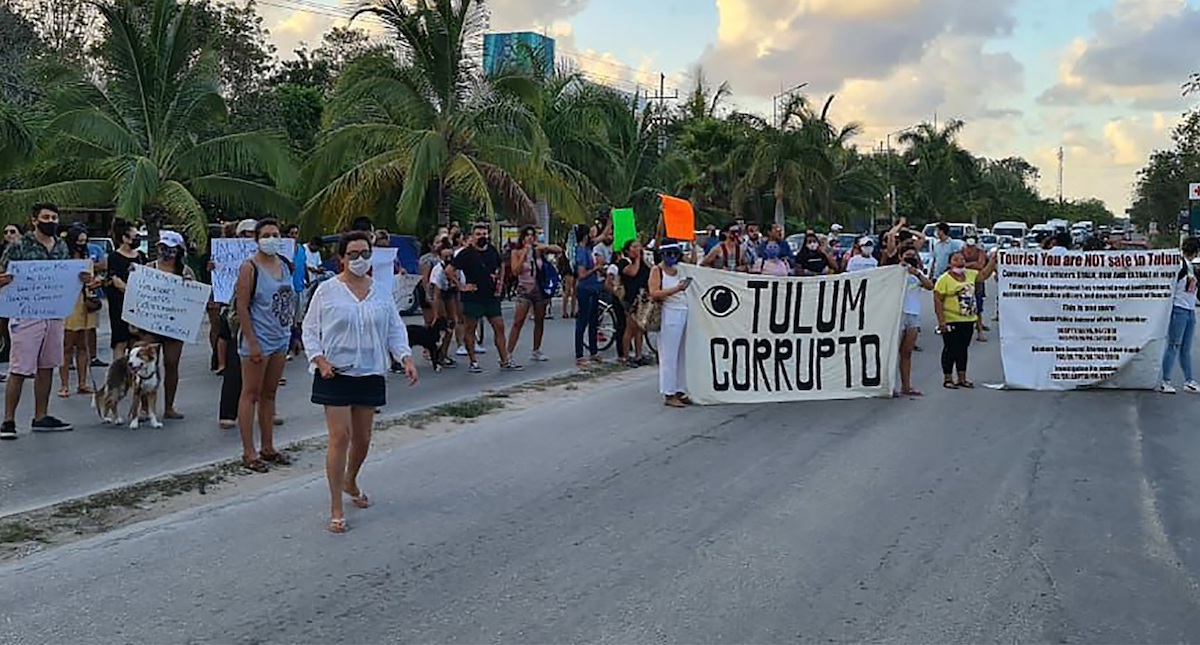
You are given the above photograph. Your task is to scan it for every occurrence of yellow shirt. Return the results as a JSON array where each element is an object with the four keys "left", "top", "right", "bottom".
[{"left": 934, "top": 269, "right": 979, "bottom": 323}]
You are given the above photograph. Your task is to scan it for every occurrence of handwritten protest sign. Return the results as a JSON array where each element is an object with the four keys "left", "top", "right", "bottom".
[
  {"left": 210, "top": 238, "right": 296, "bottom": 304},
  {"left": 371, "top": 247, "right": 399, "bottom": 295},
  {"left": 122, "top": 267, "right": 212, "bottom": 343},
  {"left": 0, "top": 260, "right": 92, "bottom": 319},
  {"left": 393, "top": 273, "right": 422, "bottom": 312}
]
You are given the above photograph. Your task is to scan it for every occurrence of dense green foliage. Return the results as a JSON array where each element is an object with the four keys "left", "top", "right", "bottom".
[{"left": 0, "top": 0, "right": 1113, "bottom": 244}]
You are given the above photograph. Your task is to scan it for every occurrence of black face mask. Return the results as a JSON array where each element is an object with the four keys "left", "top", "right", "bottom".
[
  {"left": 36, "top": 221, "right": 58, "bottom": 237},
  {"left": 476, "top": 237, "right": 489, "bottom": 248}
]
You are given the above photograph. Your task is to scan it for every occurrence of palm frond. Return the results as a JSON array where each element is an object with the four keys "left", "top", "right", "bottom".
[
  {"left": 108, "top": 155, "right": 161, "bottom": 222},
  {"left": 186, "top": 175, "right": 297, "bottom": 220},
  {"left": 155, "top": 179, "right": 208, "bottom": 245},
  {"left": 0, "top": 180, "right": 114, "bottom": 223},
  {"left": 172, "top": 131, "right": 297, "bottom": 192}
]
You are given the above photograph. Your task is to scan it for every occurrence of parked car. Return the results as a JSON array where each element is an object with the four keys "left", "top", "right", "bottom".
[{"left": 979, "top": 234, "right": 999, "bottom": 253}]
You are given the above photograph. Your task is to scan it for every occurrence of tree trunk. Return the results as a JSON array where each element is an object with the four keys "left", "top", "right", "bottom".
[
  {"left": 437, "top": 181, "right": 451, "bottom": 227},
  {"left": 143, "top": 209, "right": 166, "bottom": 261},
  {"left": 773, "top": 177, "right": 786, "bottom": 231}
]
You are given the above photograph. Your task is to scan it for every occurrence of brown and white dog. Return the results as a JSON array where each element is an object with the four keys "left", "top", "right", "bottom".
[{"left": 92, "top": 344, "right": 163, "bottom": 429}]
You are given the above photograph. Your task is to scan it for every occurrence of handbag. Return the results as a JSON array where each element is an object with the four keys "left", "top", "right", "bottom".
[{"left": 632, "top": 290, "right": 661, "bottom": 332}]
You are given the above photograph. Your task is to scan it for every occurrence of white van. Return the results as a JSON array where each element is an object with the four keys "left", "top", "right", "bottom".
[
  {"left": 992, "top": 220, "right": 1028, "bottom": 241},
  {"left": 922, "top": 222, "right": 979, "bottom": 240}
]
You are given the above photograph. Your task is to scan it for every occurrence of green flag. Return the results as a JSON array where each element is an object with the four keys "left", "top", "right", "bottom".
[{"left": 612, "top": 207, "right": 637, "bottom": 255}]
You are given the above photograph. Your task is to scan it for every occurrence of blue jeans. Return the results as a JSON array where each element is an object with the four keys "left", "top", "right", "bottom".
[
  {"left": 1162, "top": 306, "right": 1195, "bottom": 383},
  {"left": 575, "top": 288, "right": 600, "bottom": 359}
]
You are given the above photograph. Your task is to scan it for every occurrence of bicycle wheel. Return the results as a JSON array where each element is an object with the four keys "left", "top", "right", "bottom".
[{"left": 595, "top": 302, "right": 617, "bottom": 353}]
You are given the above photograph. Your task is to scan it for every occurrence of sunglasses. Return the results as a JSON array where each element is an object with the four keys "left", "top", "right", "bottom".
[{"left": 345, "top": 249, "right": 373, "bottom": 261}]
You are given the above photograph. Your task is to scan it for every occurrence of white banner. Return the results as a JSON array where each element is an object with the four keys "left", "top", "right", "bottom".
[
  {"left": 123, "top": 267, "right": 213, "bottom": 343},
  {"left": 998, "top": 250, "right": 1179, "bottom": 390},
  {"left": 678, "top": 264, "right": 906, "bottom": 404},
  {"left": 0, "top": 260, "right": 93, "bottom": 319},
  {"left": 210, "top": 238, "right": 296, "bottom": 304},
  {"left": 393, "top": 273, "right": 422, "bottom": 312},
  {"left": 371, "top": 247, "right": 399, "bottom": 295}
]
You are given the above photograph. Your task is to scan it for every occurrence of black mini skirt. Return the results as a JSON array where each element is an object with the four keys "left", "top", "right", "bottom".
[{"left": 311, "top": 373, "right": 386, "bottom": 408}]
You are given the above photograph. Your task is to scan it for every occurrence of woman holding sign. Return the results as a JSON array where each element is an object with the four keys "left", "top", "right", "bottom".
[
  {"left": 137, "top": 231, "right": 194, "bottom": 420},
  {"left": 933, "top": 251, "right": 998, "bottom": 390},
  {"left": 1160, "top": 237, "right": 1200, "bottom": 394},
  {"left": 649, "top": 240, "right": 693, "bottom": 408},
  {"left": 105, "top": 220, "right": 145, "bottom": 360},
  {"left": 303, "top": 231, "right": 417, "bottom": 534},
  {"left": 59, "top": 226, "right": 101, "bottom": 398}
]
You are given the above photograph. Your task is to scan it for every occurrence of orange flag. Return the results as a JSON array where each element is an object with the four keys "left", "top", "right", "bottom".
[{"left": 660, "top": 195, "right": 695, "bottom": 241}]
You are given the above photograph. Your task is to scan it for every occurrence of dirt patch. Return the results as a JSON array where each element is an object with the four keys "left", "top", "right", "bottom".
[{"left": 0, "top": 363, "right": 641, "bottom": 562}]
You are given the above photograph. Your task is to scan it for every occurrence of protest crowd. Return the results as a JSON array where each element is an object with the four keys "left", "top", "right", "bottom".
[{"left": 0, "top": 201, "right": 1193, "bottom": 531}]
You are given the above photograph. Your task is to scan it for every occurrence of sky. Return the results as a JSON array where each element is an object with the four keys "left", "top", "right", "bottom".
[{"left": 256, "top": 0, "right": 1200, "bottom": 216}]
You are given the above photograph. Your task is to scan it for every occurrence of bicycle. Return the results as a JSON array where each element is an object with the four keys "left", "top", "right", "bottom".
[{"left": 595, "top": 296, "right": 658, "bottom": 357}]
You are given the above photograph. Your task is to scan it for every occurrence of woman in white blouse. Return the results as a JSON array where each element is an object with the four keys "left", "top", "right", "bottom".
[{"left": 302, "top": 231, "right": 418, "bottom": 534}]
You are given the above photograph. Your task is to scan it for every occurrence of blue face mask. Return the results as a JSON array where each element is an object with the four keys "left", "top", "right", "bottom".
[{"left": 663, "top": 253, "right": 680, "bottom": 267}]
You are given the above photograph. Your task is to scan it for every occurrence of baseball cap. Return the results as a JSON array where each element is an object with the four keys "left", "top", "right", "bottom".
[
  {"left": 159, "top": 230, "right": 185, "bottom": 248},
  {"left": 831, "top": 224, "right": 844, "bottom": 232},
  {"left": 859, "top": 236, "right": 874, "bottom": 247},
  {"left": 236, "top": 219, "right": 257, "bottom": 235}
]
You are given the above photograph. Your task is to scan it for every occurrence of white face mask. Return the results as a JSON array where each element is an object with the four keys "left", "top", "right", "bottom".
[
  {"left": 348, "top": 257, "right": 371, "bottom": 277},
  {"left": 258, "top": 236, "right": 280, "bottom": 256}
]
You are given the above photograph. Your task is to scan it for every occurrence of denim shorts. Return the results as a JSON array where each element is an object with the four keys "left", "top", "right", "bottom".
[{"left": 902, "top": 313, "right": 921, "bottom": 331}]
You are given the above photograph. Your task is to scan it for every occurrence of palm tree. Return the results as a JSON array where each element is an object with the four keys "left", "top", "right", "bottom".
[
  {"left": 897, "top": 119, "right": 976, "bottom": 221},
  {"left": 302, "top": 0, "right": 589, "bottom": 233},
  {"left": 733, "top": 94, "right": 857, "bottom": 229},
  {"left": 4, "top": 0, "right": 295, "bottom": 244}
]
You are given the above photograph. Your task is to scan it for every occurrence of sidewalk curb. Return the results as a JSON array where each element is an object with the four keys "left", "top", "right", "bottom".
[{"left": 0, "top": 364, "right": 623, "bottom": 523}]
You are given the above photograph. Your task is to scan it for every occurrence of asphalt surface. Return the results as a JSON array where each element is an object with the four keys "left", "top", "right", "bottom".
[
  {"left": 0, "top": 300, "right": 593, "bottom": 516},
  {"left": 3, "top": 295, "right": 1200, "bottom": 642}
]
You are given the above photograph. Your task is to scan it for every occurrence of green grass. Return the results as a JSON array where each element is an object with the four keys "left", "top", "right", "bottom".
[{"left": 0, "top": 522, "right": 44, "bottom": 544}]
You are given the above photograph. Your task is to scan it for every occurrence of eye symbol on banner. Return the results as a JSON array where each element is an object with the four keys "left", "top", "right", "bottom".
[{"left": 701, "top": 285, "right": 740, "bottom": 318}]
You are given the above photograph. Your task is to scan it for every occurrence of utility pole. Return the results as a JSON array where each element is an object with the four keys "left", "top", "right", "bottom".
[
  {"left": 1057, "top": 146, "right": 1064, "bottom": 206},
  {"left": 646, "top": 72, "right": 677, "bottom": 152}
]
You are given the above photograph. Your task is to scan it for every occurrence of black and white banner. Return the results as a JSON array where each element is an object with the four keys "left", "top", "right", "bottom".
[
  {"left": 998, "top": 250, "right": 1179, "bottom": 390},
  {"left": 678, "top": 265, "right": 906, "bottom": 404}
]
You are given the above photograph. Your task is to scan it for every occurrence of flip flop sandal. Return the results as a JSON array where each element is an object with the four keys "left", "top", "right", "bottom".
[
  {"left": 328, "top": 517, "right": 347, "bottom": 534},
  {"left": 242, "top": 458, "right": 269, "bottom": 473},
  {"left": 77, "top": 386, "right": 95, "bottom": 395},
  {"left": 957, "top": 380, "right": 976, "bottom": 389},
  {"left": 57, "top": 388, "right": 70, "bottom": 398},
  {"left": 943, "top": 380, "right": 959, "bottom": 390},
  {"left": 345, "top": 490, "right": 371, "bottom": 509},
  {"left": 260, "top": 450, "right": 292, "bottom": 466},
  {"left": 902, "top": 389, "right": 924, "bottom": 397}
]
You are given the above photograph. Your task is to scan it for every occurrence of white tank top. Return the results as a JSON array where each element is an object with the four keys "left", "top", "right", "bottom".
[{"left": 660, "top": 268, "right": 688, "bottom": 311}]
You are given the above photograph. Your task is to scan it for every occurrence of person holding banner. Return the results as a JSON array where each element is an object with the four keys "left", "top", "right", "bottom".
[
  {"left": 0, "top": 203, "right": 94, "bottom": 439},
  {"left": 59, "top": 226, "right": 101, "bottom": 399},
  {"left": 135, "top": 231, "right": 195, "bottom": 420},
  {"left": 899, "top": 246, "right": 935, "bottom": 397},
  {"left": 933, "top": 251, "right": 998, "bottom": 390},
  {"left": 1160, "top": 237, "right": 1200, "bottom": 394},
  {"left": 649, "top": 241, "right": 692, "bottom": 408}
]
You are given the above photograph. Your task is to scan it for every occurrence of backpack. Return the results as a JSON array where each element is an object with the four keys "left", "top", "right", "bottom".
[
  {"left": 537, "top": 253, "right": 561, "bottom": 298},
  {"left": 221, "top": 255, "right": 293, "bottom": 340}
]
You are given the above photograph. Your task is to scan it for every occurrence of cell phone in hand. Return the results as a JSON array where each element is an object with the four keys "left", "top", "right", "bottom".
[{"left": 681, "top": 277, "right": 694, "bottom": 288}]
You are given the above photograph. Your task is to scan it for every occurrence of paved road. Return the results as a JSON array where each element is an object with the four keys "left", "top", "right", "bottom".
[
  {"left": 0, "top": 300, "right": 598, "bottom": 516},
  {"left": 3, "top": 303, "right": 1200, "bottom": 642}
]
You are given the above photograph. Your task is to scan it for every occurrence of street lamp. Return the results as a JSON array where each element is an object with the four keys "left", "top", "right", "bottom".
[{"left": 773, "top": 82, "right": 809, "bottom": 128}]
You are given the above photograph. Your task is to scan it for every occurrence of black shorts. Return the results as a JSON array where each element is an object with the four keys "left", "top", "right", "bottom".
[{"left": 311, "top": 373, "right": 386, "bottom": 408}]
